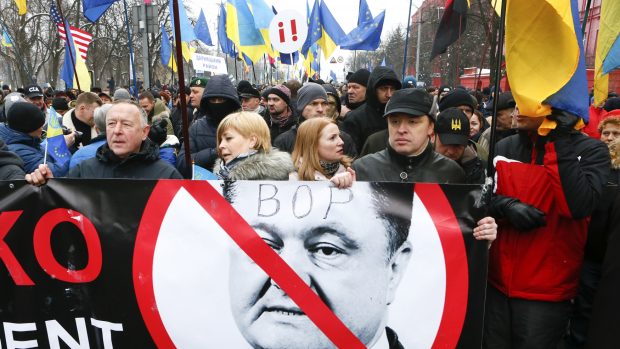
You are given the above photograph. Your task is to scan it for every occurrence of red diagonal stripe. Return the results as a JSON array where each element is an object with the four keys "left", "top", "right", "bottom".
[{"left": 186, "top": 181, "right": 367, "bottom": 349}]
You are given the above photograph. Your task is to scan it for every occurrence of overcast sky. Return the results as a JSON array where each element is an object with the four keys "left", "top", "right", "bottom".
[{"left": 187, "top": 0, "right": 425, "bottom": 79}]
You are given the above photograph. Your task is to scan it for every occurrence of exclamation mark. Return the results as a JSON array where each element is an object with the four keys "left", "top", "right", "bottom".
[
  {"left": 290, "top": 19, "right": 298, "bottom": 41},
  {"left": 278, "top": 22, "right": 285, "bottom": 43}
]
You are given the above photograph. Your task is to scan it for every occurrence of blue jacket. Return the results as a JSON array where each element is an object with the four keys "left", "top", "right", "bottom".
[
  {"left": 0, "top": 124, "right": 69, "bottom": 176},
  {"left": 69, "top": 135, "right": 106, "bottom": 169}
]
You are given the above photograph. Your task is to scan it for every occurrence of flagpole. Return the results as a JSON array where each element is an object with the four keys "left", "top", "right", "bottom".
[
  {"left": 122, "top": 0, "right": 138, "bottom": 97},
  {"left": 171, "top": 0, "right": 192, "bottom": 178},
  {"left": 402, "top": 0, "right": 413, "bottom": 80},
  {"left": 486, "top": 0, "right": 507, "bottom": 179},
  {"left": 55, "top": 0, "right": 81, "bottom": 92}
]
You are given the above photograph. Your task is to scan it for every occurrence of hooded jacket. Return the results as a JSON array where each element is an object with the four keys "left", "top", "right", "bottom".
[
  {"left": 0, "top": 123, "right": 69, "bottom": 176},
  {"left": 341, "top": 67, "right": 401, "bottom": 153},
  {"left": 177, "top": 75, "right": 241, "bottom": 173},
  {"left": 68, "top": 138, "right": 182, "bottom": 179},
  {"left": 0, "top": 139, "right": 25, "bottom": 180},
  {"left": 212, "top": 149, "right": 294, "bottom": 180}
]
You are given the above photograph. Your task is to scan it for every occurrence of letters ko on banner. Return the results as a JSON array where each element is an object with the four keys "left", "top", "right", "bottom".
[{"left": 0, "top": 180, "right": 488, "bottom": 348}]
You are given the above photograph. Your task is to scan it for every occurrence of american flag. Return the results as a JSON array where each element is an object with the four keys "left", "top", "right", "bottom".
[{"left": 50, "top": 3, "right": 92, "bottom": 60}]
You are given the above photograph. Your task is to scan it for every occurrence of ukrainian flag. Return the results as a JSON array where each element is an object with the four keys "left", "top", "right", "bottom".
[
  {"left": 14, "top": 0, "right": 26, "bottom": 15},
  {"left": 226, "top": 0, "right": 267, "bottom": 64},
  {"left": 505, "top": 0, "right": 588, "bottom": 134},
  {"left": 318, "top": 1, "right": 346, "bottom": 60},
  {"left": 1, "top": 30, "right": 13, "bottom": 47},
  {"left": 593, "top": 0, "right": 620, "bottom": 106}
]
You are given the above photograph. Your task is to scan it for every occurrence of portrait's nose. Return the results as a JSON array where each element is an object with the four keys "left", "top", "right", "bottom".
[{"left": 278, "top": 247, "right": 312, "bottom": 286}]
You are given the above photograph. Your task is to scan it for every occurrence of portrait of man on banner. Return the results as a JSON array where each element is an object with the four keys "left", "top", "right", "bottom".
[{"left": 149, "top": 181, "right": 467, "bottom": 349}]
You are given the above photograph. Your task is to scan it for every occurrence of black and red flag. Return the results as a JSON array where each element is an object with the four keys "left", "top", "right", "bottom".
[{"left": 430, "top": 0, "right": 470, "bottom": 60}]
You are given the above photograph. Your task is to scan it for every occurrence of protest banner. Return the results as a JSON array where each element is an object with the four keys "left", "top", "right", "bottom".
[
  {"left": 0, "top": 180, "right": 487, "bottom": 348},
  {"left": 191, "top": 53, "right": 227, "bottom": 75}
]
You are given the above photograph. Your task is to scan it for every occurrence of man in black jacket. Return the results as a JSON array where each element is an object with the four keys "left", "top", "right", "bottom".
[
  {"left": 26, "top": 101, "right": 181, "bottom": 183},
  {"left": 176, "top": 75, "right": 241, "bottom": 175},
  {"left": 341, "top": 67, "right": 401, "bottom": 154},
  {"left": 0, "top": 139, "right": 25, "bottom": 180},
  {"left": 353, "top": 88, "right": 465, "bottom": 183}
]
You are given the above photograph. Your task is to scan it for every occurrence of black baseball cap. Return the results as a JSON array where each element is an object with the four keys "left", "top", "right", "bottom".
[
  {"left": 383, "top": 88, "right": 433, "bottom": 119},
  {"left": 434, "top": 108, "right": 470, "bottom": 146},
  {"left": 24, "top": 84, "right": 44, "bottom": 98}
]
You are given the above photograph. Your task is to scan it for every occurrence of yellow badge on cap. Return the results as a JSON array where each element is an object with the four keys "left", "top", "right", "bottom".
[{"left": 451, "top": 119, "right": 462, "bottom": 131}]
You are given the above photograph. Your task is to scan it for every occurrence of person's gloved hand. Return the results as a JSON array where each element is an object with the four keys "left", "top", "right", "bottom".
[
  {"left": 491, "top": 195, "right": 546, "bottom": 231},
  {"left": 149, "top": 118, "right": 168, "bottom": 145},
  {"left": 547, "top": 108, "right": 580, "bottom": 137}
]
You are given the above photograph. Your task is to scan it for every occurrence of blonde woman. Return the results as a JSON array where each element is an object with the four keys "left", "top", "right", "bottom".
[
  {"left": 213, "top": 111, "right": 294, "bottom": 180},
  {"left": 290, "top": 117, "right": 355, "bottom": 188}
]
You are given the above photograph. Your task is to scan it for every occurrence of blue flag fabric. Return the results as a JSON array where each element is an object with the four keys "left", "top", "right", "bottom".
[
  {"left": 160, "top": 25, "right": 172, "bottom": 66},
  {"left": 340, "top": 10, "right": 385, "bottom": 51},
  {"left": 380, "top": 57, "right": 386, "bottom": 66},
  {"left": 218, "top": 3, "right": 235, "bottom": 56},
  {"left": 280, "top": 52, "right": 299, "bottom": 65},
  {"left": 330, "top": 70, "right": 337, "bottom": 82},
  {"left": 169, "top": 0, "right": 196, "bottom": 42},
  {"left": 544, "top": 0, "right": 589, "bottom": 121},
  {"left": 246, "top": 0, "right": 274, "bottom": 28},
  {"left": 59, "top": 23, "right": 76, "bottom": 89},
  {"left": 301, "top": 0, "right": 321, "bottom": 56},
  {"left": 358, "top": 0, "right": 374, "bottom": 26},
  {"left": 603, "top": 36, "right": 620, "bottom": 74},
  {"left": 82, "top": 0, "right": 118, "bottom": 23},
  {"left": 194, "top": 9, "right": 213, "bottom": 46},
  {"left": 193, "top": 164, "right": 218, "bottom": 180},
  {"left": 45, "top": 107, "right": 72, "bottom": 168}
]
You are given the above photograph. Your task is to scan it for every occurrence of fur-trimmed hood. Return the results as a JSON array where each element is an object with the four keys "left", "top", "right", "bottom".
[{"left": 213, "top": 149, "right": 294, "bottom": 180}]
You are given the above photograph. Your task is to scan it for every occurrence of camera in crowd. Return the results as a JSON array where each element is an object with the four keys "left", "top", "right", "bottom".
[{"left": 62, "top": 126, "right": 83, "bottom": 145}]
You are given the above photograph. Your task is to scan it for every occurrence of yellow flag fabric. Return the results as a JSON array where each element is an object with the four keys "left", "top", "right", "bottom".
[
  {"left": 303, "top": 51, "right": 316, "bottom": 77},
  {"left": 318, "top": 28, "right": 338, "bottom": 60},
  {"left": 181, "top": 42, "right": 196, "bottom": 62},
  {"left": 14, "top": 0, "right": 26, "bottom": 15},
  {"left": 505, "top": 0, "right": 580, "bottom": 118},
  {"left": 73, "top": 46, "right": 91, "bottom": 91},
  {"left": 168, "top": 52, "right": 178, "bottom": 72},
  {"left": 593, "top": 0, "right": 620, "bottom": 106},
  {"left": 225, "top": 1, "right": 267, "bottom": 64}
]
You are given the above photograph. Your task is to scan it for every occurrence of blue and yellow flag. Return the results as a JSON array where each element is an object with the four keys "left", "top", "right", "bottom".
[
  {"left": 160, "top": 25, "right": 177, "bottom": 72},
  {"left": 318, "top": 1, "right": 346, "bottom": 59},
  {"left": 193, "top": 163, "right": 218, "bottom": 180},
  {"left": 593, "top": 0, "right": 620, "bottom": 106},
  {"left": 505, "top": 0, "right": 588, "bottom": 134},
  {"left": 194, "top": 9, "right": 213, "bottom": 46},
  {"left": 226, "top": 0, "right": 266, "bottom": 64},
  {"left": 168, "top": 0, "right": 196, "bottom": 62},
  {"left": 59, "top": 22, "right": 91, "bottom": 90},
  {"left": 45, "top": 107, "right": 71, "bottom": 167},
  {"left": 1, "top": 30, "right": 13, "bottom": 47},
  {"left": 218, "top": 3, "right": 236, "bottom": 56}
]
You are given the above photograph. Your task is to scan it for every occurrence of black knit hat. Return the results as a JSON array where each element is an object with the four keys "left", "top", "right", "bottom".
[
  {"left": 7, "top": 102, "right": 46, "bottom": 134},
  {"left": 438, "top": 89, "right": 476, "bottom": 112},
  {"left": 604, "top": 97, "right": 620, "bottom": 112},
  {"left": 347, "top": 69, "right": 371, "bottom": 87}
]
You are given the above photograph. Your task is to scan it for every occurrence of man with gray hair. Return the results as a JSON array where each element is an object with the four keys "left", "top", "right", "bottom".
[
  {"left": 68, "top": 104, "right": 112, "bottom": 169},
  {"left": 26, "top": 101, "right": 182, "bottom": 183}
]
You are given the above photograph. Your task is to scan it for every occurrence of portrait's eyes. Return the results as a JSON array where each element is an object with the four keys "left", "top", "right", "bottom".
[{"left": 308, "top": 243, "right": 345, "bottom": 261}]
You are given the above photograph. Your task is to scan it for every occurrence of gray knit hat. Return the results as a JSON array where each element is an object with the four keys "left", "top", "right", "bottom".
[
  {"left": 297, "top": 82, "right": 327, "bottom": 114},
  {"left": 113, "top": 88, "right": 132, "bottom": 101}
]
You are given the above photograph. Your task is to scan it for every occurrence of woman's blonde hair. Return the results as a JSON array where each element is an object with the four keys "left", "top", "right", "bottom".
[
  {"left": 216, "top": 111, "right": 271, "bottom": 157},
  {"left": 292, "top": 117, "right": 351, "bottom": 180}
]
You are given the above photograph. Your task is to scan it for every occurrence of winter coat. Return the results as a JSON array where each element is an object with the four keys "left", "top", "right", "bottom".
[
  {"left": 0, "top": 139, "right": 25, "bottom": 180},
  {"left": 341, "top": 67, "right": 401, "bottom": 153},
  {"left": 0, "top": 124, "right": 69, "bottom": 176},
  {"left": 488, "top": 131, "right": 610, "bottom": 301},
  {"left": 353, "top": 142, "right": 466, "bottom": 183},
  {"left": 289, "top": 162, "right": 346, "bottom": 181},
  {"left": 177, "top": 75, "right": 241, "bottom": 173},
  {"left": 69, "top": 135, "right": 106, "bottom": 169},
  {"left": 68, "top": 138, "right": 182, "bottom": 179},
  {"left": 212, "top": 149, "right": 294, "bottom": 180}
]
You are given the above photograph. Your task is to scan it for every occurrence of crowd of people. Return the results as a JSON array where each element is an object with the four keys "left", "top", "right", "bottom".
[{"left": 1, "top": 64, "right": 619, "bottom": 348}]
